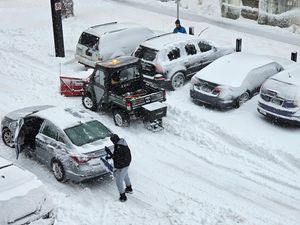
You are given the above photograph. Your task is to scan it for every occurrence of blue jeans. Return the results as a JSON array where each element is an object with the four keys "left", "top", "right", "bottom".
[{"left": 114, "top": 166, "right": 131, "bottom": 194}]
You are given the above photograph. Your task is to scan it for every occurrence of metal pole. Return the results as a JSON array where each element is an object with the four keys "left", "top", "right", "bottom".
[
  {"left": 291, "top": 52, "right": 297, "bottom": 62},
  {"left": 50, "top": 0, "right": 65, "bottom": 57},
  {"left": 176, "top": 0, "right": 180, "bottom": 19},
  {"left": 236, "top": 38, "right": 242, "bottom": 52}
]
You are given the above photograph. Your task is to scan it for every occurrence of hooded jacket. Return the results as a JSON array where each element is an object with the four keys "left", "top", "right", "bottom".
[{"left": 112, "top": 138, "right": 132, "bottom": 169}]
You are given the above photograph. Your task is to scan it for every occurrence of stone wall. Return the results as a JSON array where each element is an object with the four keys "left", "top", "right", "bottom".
[{"left": 221, "top": 0, "right": 300, "bottom": 28}]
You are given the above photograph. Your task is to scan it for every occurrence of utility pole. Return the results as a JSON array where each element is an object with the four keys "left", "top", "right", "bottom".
[
  {"left": 50, "top": 0, "right": 65, "bottom": 57},
  {"left": 176, "top": 0, "right": 180, "bottom": 19}
]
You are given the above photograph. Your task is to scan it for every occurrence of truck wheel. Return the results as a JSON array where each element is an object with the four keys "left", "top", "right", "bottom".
[
  {"left": 171, "top": 72, "right": 185, "bottom": 90},
  {"left": 82, "top": 94, "right": 97, "bottom": 111},
  {"left": 113, "top": 110, "right": 130, "bottom": 127}
]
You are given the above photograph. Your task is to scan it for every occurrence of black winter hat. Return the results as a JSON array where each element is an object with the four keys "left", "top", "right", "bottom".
[
  {"left": 175, "top": 19, "right": 180, "bottom": 25},
  {"left": 110, "top": 134, "right": 120, "bottom": 144}
]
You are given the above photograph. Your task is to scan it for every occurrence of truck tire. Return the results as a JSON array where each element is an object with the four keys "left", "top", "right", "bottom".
[
  {"left": 82, "top": 93, "right": 97, "bottom": 111},
  {"left": 113, "top": 110, "right": 130, "bottom": 127}
]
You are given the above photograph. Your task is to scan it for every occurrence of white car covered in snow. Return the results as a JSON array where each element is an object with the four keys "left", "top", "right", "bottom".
[
  {"left": 75, "top": 22, "right": 157, "bottom": 68},
  {"left": 257, "top": 66, "right": 300, "bottom": 125},
  {"left": 133, "top": 33, "right": 234, "bottom": 90},
  {"left": 190, "top": 52, "right": 284, "bottom": 109},
  {"left": 0, "top": 156, "right": 54, "bottom": 225}
]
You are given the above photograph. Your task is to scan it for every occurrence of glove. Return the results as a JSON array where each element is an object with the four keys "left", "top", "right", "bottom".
[{"left": 105, "top": 155, "right": 111, "bottom": 160}]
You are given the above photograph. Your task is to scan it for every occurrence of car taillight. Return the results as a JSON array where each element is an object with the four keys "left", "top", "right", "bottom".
[
  {"left": 154, "top": 74, "right": 165, "bottom": 81},
  {"left": 212, "top": 86, "right": 222, "bottom": 95},
  {"left": 71, "top": 154, "right": 91, "bottom": 164},
  {"left": 126, "top": 101, "right": 132, "bottom": 111},
  {"left": 155, "top": 63, "right": 165, "bottom": 73},
  {"left": 191, "top": 77, "right": 200, "bottom": 86}
]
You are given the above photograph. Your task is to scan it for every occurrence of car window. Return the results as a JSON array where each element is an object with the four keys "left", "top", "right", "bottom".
[
  {"left": 94, "top": 70, "right": 105, "bottom": 86},
  {"left": 198, "top": 42, "right": 212, "bottom": 52},
  {"left": 134, "top": 46, "right": 157, "bottom": 62},
  {"left": 41, "top": 122, "right": 57, "bottom": 140},
  {"left": 64, "top": 120, "right": 112, "bottom": 146},
  {"left": 79, "top": 32, "right": 99, "bottom": 49},
  {"left": 185, "top": 44, "right": 197, "bottom": 55},
  {"left": 57, "top": 132, "right": 66, "bottom": 144},
  {"left": 167, "top": 48, "right": 181, "bottom": 61}
]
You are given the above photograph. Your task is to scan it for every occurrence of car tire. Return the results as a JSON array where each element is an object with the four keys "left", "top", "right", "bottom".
[
  {"left": 51, "top": 160, "right": 66, "bottom": 182},
  {"left": 236, "top": 91, "right": 250, "bottom": 108},
  {"left": 113, "top": 110, "right": 130, "bottom": 127},
  {"left": 171, "top": 72, "right": 185, "bottom": 90},
  {"left": 2, "top": 128, "right": 14, "bottom": 148},
  {"left": 82, "top": 93, "right": 97, "bottom": 111}
]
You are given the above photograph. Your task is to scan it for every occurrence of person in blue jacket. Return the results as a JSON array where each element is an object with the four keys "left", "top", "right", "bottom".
[{"left": 173, "top": 19, "right": 187, "bottom": 34}]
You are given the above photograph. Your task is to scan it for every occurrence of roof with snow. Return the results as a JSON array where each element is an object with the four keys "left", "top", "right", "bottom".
[
  {"left": 85, "top": 22, "right": 152, "bottom": 37},
  {"left": 33, "top": 107, "right": 100, "bottom": 130},
  {"left": 270, "top": 65, "right": 300, "bottom": 86},
  {"left": 194, "top": 52, "right": 279, "bottom": 87},
  {"left": 141, "top": 33, "right": 199, "bottom": 50}
]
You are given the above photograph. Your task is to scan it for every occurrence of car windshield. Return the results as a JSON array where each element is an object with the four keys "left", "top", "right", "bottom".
[
  {"left": 64, "top": 120, "right": 112, "bottom": 146},
  {"left": 134, "top": 46, "right": 157, "bottom": 61}
]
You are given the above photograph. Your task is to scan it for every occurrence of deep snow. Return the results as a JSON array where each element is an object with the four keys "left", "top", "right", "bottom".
[{"left": 0, "top": 0, "right": 300, "bottom": 225}]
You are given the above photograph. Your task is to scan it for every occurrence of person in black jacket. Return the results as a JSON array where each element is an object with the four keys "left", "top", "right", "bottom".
[{"left": 105, "top": 134, "right": 132, "bottom": 202}]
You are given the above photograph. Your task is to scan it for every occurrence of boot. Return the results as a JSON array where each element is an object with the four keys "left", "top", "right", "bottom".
[
  {"left": 125, "top": 185, "right": 133, "bottom": 194},
  {"left": 119, "top": 193, "right": 127, "bottom": 202}
]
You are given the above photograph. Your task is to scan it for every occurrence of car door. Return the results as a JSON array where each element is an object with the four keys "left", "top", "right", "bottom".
[
  {"left": 183, "top": 43, "right": 200, "bottom": 76},
  {"left": 35, "top": 121, "right": 64, "bottom": 166},
  {"left": 197, "top": 41, "right": 218, "bottom": 68},
  {"left": 14, "top": 117, "right": 24, "bottom": 159},
  {"left": 91, "top": 69, "right": 106, "bottom": 105}
]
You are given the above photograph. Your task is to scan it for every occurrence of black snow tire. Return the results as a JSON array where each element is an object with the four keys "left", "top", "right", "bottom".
[
  {"left": 2, "top": 128, "right": 14, "bottom": 148},
  {"left": 113, "top": 110, "right": 130, "bottom": 127},
  {"left": 82, "top": 93, "right": 97, "bottom": 111},
  {"left": 51, "top": 160, "right": 66, "bottom": 182}
]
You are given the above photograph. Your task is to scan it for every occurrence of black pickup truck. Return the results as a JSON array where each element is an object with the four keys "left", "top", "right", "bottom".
[{"left": 82, "top": 56, "right": 167, "bottom": 130}]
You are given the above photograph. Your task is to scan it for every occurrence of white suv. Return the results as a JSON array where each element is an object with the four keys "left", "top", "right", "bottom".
[
  {"left": 133, "top": 33, "right": 234, "bottom": 90},
  {"left": 75, "top": 22, "right": 156, "bottom": 68}
]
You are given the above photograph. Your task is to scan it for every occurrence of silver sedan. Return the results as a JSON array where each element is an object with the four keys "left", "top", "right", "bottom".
[{"left": 1, "top": 105, "right": 114, "bottom": 182}]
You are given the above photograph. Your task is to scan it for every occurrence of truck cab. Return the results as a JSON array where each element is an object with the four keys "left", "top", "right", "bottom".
[{"left": 82, "top": 56, "right": 167, "bottom": 131}]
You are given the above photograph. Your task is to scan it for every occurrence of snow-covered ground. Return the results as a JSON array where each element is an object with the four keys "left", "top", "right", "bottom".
[{"left": 0, "top": 0, "right": 300, "bottom": 225}]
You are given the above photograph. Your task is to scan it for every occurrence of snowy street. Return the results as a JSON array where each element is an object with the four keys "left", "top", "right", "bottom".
[{"left": 0, "top": 0, "right": 300, "bottom": 225}]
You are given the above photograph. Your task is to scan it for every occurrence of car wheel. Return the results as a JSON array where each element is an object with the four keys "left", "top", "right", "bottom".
[
  {"left": 236, "top": 91, "right": 250, "bottom": 108},
  {"left": 113, "top": 110, "right": 130, "bottom": 127},
  {"left": 52, "top": 160, "right": 66, "bottom": 182},
  {"left": 171, "top": 72, "right": 185, "bottom": 90},
  {"left": 2, "top": 128, "right": 14, "bottom": 148},
  {"left": 82, "top": 94, "right": 97, "bottom": 111}
]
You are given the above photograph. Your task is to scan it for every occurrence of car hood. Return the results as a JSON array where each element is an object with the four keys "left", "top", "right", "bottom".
[
  {"left": 0, "top": 160, "right": 52, "bottom": 224},
  {"left": 5, "top": 105, "right": 54, "bottom": 121}
]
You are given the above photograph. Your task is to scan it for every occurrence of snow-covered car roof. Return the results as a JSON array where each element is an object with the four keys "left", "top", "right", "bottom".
[
  {"left": 194, "top": 52, "right": 277, "bottom": 87},
  {"left": 270, "top": 65, "right": 300, "bottom": 86},
  {"left": 141, "top": 33, "right": 200, "bottom": 50},
  {"left": 33, "top": 107, "right": 101, "bottom": 130},
  {"left": 85, "top": 22, "right": 153, "bottom": 37},
  {"left": 0, "top": 157, "right": 42, "bottom": 199}
]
